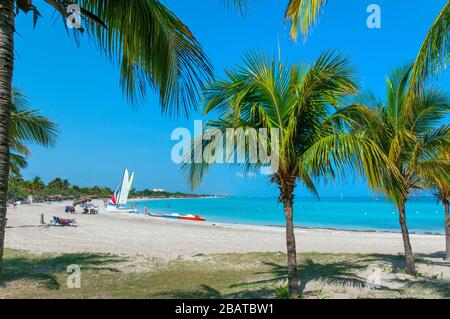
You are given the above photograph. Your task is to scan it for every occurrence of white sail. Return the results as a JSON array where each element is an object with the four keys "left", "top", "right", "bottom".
[
  {"left": 117, "top": 169, "right": 130, "bottom": 205},
  {"left": 126, "top": 171, "right": 135, "bottom": 199}
]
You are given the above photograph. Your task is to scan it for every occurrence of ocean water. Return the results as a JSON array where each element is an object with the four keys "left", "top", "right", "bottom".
[{"left": 128, "top": 197, "right": 445, "bottom": 234}]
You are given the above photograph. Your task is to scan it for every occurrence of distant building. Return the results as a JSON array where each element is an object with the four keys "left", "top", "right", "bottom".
[{"left": 152, "top": 188, "right": 165, "bottom": 192}]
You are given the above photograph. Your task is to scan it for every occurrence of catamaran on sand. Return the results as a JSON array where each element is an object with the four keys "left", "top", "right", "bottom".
[{"left": 106, "top": 169, "right": 137, "bottom": 213}]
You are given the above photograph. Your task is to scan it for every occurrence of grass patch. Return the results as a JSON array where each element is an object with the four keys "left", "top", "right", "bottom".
[{"left": 0, "top": 249, "right": 449, "bottom": 299}]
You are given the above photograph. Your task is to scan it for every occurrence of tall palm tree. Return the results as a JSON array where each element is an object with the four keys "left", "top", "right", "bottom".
[
  {"left": 347, "top": 66, "right": 450, "bottom": 272},
  {"left": 423, "top": 151, "right": 450, "bottom": 260},
  {"left": 10, "top": 89, "right": 57, "bottom": 179},
  {"left": 284, "top": 0, "right": 450, "bottom": 91},
  {"left": 436, "top": 184, "right": 450, "bottom": 260},
  {"left": 0, "top": 1, "right": 212, "bottom": 273},
  {"left": 439, "top": 185, "right": 450, "bottom": 260},
  {"left": 183, "top": 51, "right": 397, "bottom": 296}
]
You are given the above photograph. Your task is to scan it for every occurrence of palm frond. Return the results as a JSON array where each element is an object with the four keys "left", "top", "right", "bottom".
[
  {"left": 10, "top": 88, "right": 58, "bottom": 147},
  {"left": 25, "top": 1, "right": 214, "bottom": 116},
  {"left": 74, "top": 0, "right": 213, "bottom": 116},
  {"left": 409, "top": 1, "right": 450, "bottom": 92},
  {"left": 184, "top": 50, "right": 384, "bottom": 201},
  {"left": 285, "top": 0, "right": 328, "bottom": 40},
  {"left": 9, "top": 152, "right": 28, "bottom": 179},
  {"left": 409, "top": 88, "right": 450, "bottom": 134}
]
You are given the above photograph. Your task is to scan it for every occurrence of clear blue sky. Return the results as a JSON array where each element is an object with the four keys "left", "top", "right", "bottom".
[{"left": 14, "top": 0, "right": 449, "bottom": 197}]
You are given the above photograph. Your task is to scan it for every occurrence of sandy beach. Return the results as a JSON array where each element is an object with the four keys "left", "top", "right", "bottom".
[{"left": 4, "top": 200, "right": 446, "bottom": 259}]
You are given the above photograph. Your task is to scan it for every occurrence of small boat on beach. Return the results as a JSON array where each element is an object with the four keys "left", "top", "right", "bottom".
[
  {"left": 179, "top": 214, "right": 206, "bottom": 222},
  {"left": 161, "top": 212, "right": 206, "bottom": 222},
  {"left": 106, "top": 169, "right": 137, "bottom": 213}
]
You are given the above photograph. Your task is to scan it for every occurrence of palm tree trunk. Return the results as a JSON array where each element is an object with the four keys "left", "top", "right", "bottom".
[
  {"left": 279, "top": 176, "right": 299, "bottom": 297},
  {"left": 444, "top": 200, "right": 449, "bottom": 261},
  {"left": 0, "top": 0, "right": 15, "bottom": 275},
  {"left": 398, "top": 201, "right": 415, "bottom": 273}
]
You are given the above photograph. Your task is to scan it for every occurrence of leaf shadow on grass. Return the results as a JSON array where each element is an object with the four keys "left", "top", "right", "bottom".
[
  {"left": 391, "top": 277, "right": 450, "bottom": 298},
  {"left": 152, "top": 284, "right": 225, "bottom": 299},
  {"left": 359, "top": 253, "right": 450, "bottom": 298},
  {"left": 358, "top": 254, "right": 408, "bottom": 273},
  {"left": 0, "top": 250, "right": 128, "bottom": 291},
  {"left": 415, "top": 252, "right": 450, "bottom": 266},
  {"left": 230, "top": 257, "right": 400, "bottom": 297},
  {"left": 361, "top": 253, "right": 450, "bottom": 272},
  {"left": 151, "top": 284, "right": 275, "bottom": 299}
]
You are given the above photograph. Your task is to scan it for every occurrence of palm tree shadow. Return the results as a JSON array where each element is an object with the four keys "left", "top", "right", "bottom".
[
  {"left": 152, "top": 284, "right": 224, "bottom": 299},
  {"left": 153, "top": 284, "right": 275, "bottom": 299},
  {"left": 415, "top": 252, "right": 450, "bottom": 266},
  {"left": 6, "top": 225, "right": 50, "bottom": 229},
  {"left": 0, "top": 251, "right": 127, "bottom": 290},
  {"left": 230, "top": 258, "right": 397, "bottom": 296},
  {"left": 393, "top": 277, "right": 450, "bottom": 298},
  {"left": 361, "top": 253, "right": 450, "bottom": 272}
]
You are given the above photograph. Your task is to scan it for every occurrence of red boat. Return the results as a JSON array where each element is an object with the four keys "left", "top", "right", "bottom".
[{"left": 179, "top": 214, "right": 206, "bottom": 222}]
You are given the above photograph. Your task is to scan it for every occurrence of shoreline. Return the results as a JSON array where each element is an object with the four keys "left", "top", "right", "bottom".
[
  {"left": 27, "top": 198, "right": 444, "bottom": 236},
  {"left": 128, "top": 199, "right": 444, "bottom": 236},
  {"left": 4, "top": 200, "right": 445, "bottom": 259}
]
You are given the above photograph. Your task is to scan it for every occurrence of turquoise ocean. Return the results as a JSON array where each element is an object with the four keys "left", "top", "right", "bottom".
[{"left": 128, "top": 197, "right": 445, "bottom": 234}]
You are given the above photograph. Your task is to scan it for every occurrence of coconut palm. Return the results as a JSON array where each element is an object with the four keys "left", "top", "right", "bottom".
[
  {"left": 284, "top": 0, "right": 450, "bottom": 91},
  {"left": 10, "top": 89, "right": 57, "bottom": 179},
  {"left": 436, "top": 184, "right": 450, "bottom": 260},
  {"left": 0, "top": 0, "right": 212, "bottom": 273},
  {"left": 347, "top": 65, "right": 450, "bottom": 272},
  {"left": 183, "top": 50, "right": 398, "bottom": 296},
  {"left": 423, "top": 151, "right": 450, "bottom": 260}
]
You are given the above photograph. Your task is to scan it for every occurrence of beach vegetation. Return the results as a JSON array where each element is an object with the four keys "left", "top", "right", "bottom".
[
  {"left": 0, "top": 0, "right": 213, "bottom": 273},
  {"left": 348, "top": 65, "right": 449, "bottom": 273},
  {"left": 2, "top": 249, "right": 449, "bottom": 299},
  {"left": 282, "top": 0, "right": 450, "bottom": 92},
  {"left": 436, "top": 185, "right": 450, "bottom": 260},
  {"left": 274, "top": 284, "right": 290, "bottom": 299},
  {"left": 9, "top": 89, "right": 58, "bottom": 180},
  {"left": 183, "top": 50, "right": 399, "bottom": 296},
  {"left": 7, "top": 177, "right": 211, "bottom": 203}
]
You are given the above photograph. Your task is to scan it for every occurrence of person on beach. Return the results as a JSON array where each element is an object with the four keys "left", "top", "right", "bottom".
[{"left": 144, "top": 207, "right": 148, "bottom": 215}]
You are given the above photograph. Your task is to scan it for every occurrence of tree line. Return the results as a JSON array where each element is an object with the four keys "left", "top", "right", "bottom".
[{"left": 8, "top": 176, "right": 210, "bottom": 202}]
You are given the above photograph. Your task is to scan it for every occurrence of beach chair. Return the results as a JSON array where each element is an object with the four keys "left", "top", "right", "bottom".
[{"left": 65, "top": 206, "right": 76, "bottom": 213}]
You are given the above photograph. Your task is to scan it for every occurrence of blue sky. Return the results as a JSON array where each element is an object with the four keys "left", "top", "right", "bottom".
[{"left": 14, "top": 0, "right": 449, "bottom": 197}]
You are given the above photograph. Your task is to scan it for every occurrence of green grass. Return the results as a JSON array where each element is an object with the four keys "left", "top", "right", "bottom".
[{"left": 0, "top": 249, "right": 449, "bottom": 299}]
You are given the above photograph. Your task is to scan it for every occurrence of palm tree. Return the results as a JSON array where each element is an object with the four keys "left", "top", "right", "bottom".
[
  {"left": 48, "top": 177, "right": 65, "bottom": 191},
  {"left": 183, "top": 51, "right": 396, "bottom": 296},
  {"left": 30, "top": 176, "right": 45, "bottom": 194},
  {"left": 0, "top": 0, "right": 212, "bottom": 273},
  {"left": 347, "top": 66, "right": 449, "bottom": 272},
  {"left": 283, "top": 0, "right": 450, "bottom": 91},
  {"left": 10, "top": 89, "right": 57, "bottom": 179},
  {"left": 436, "top": 184, "right": 450, "bottom": 260},
  {"left": 423, "top": 151, "right": 450, "bottom": 260}
]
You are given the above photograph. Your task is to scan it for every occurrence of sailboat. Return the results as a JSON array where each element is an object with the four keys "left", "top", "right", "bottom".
[{"left": 106, "top": 169, "right": 137, "bottom": 213}]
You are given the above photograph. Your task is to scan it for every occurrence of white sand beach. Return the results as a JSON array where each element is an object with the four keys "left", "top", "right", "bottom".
[{"left": 5, "top": 200, "right": 446, "bottom": 260}]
